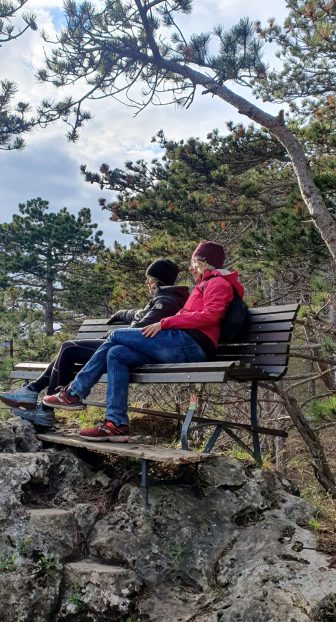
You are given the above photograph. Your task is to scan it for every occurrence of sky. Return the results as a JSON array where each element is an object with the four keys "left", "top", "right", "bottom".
[{"left": 0, "top": 0, "right": 289, "bottom": 247}]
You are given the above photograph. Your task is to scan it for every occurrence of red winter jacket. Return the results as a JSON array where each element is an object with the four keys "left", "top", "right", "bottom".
[{"left": 160, "top": 269, "right": 244, "bottom": 347}]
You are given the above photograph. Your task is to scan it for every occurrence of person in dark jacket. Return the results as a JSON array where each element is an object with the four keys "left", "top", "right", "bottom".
[
  {"left": 108, "top": 259, "right": 188, "bottom": 328},
  {"left": 0, "top": 258, "right": 188, "bottom": 426}
]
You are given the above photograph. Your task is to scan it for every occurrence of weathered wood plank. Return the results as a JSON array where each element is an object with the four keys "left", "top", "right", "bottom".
[
  {"left": 217, "top": 343, "right": 289, "bottom": 355},
  {"left": 77, "top": 324, "right": 126, "bottom": 333},
  {"left": 244, "top": 332, "right": 292, "bottom": 343},
  {"left": 248, "top": 322, "right": 293, "bottom": 333},
  {"left": 229, "top": 365, "right": 287, "bottom": 379},
  {"left": 10, "top": 370, "right": 231, "bottom": 384},
  {"left": 249, "top": 312, "right": 297, "bottom": 323},
  {"left": 10, "top": 371, "right": 48, "bottom": 380},
  {"left": 82, "top": 319, "right": 110, "bottom": 325},
  {"left": 134, "top": 361, "right": 235, "bottom": 372},
  {"left": 36, "top": 433, "right": 211, "bottom": 463},
  {"left": 248, "top": 304, "right": 299, "bottom": 315},
  {"left": 13, "top": 362, "right": 49, "bottom": 370},
  {"left": 74, "top": 332, "right": 109, "bottom": 340},
  {"left": 130, "top": 371, "right": 228, "bottom": 383},
  {"left": 12, "top": 360, "right": 235, "bottom": 374}
]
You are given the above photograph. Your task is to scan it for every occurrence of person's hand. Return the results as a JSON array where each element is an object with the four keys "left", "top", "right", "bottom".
[
  {"left": 106, "top": 313, "right": 118, "bottom": 325},
  {"left": 141, "top": 322, "right": 162, "bottom": 337}
]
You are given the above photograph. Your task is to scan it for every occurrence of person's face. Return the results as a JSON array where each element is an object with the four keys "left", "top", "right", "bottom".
[
  {"left": 189, "top": 256, "right": 207, "bottom": 282},
  {"left": 146, "top": 275, "right": 157, "bottom": 293}
]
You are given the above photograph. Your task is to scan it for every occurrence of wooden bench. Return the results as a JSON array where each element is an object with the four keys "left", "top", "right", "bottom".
[{"left": 9, "top": 303, "right": 299, "bottom": 474}]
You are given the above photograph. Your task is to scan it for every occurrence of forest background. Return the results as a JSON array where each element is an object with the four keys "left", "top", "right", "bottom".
[{"left": 0, "top": 0, "right": 336, "bottom": 555}]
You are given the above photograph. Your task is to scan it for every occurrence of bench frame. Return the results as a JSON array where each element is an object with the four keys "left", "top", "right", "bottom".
[{"left": 9, "top": 303, "right": 299, "bottom": 497}]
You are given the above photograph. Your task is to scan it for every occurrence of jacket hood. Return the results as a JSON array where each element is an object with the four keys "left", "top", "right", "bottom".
[{"left": 201, "top": 269, "right": 245, "bottom": 298}]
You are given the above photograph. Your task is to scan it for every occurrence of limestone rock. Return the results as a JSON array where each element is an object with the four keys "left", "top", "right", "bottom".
[
  {"left": 0, "top": 418, "right": 41, "bottom": 453},
  {"left": 0, "top": 559, "right": 61, "bottom": 622},
  {"left": 47, "top": 449, "right": 111, "bottom": 506},
  {"left": 0, "top": 452, "right": 50, "bottom": 520},
  {"left": 89, "top": 466, "right": 336, "bottom": 621},
  {"left": 26, "top": 507, "right": 78, "bottom": 559},
  {"left": 89, "top": 472, "right": 274, "bottom": 588},
  {"left": 73, "top": 503, "right": 100, "bottom": 540},
  {"left": 58, "top": 559, "right": 141, "bottom": 620},
  {"left": 198, "top": 456, "right": 246, "bottom": 488},
  {"left": 0, "top": 419, "right": 334, "bottom": 622}
]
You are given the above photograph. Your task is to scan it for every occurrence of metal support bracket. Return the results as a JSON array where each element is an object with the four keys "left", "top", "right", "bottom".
[
  {"left": 250, "top": 380, "right": 262, "bottom": 464},
  {"left": 181, "top": 394, "right": 197, "bottom": 450},
  {"left": 203, "top": 424, "right": 222, "bottom": 453},
  {"left": 140, "top": 459, "right": 149, "bottom": 506}
]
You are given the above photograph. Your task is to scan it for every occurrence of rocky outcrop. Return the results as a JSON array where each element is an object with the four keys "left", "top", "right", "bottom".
[
  {"left": 58, "top": 561, "right": 141, "bottom": 620},
  {"left": 0, "top": 417, "right": 335, "bottom": 621}
]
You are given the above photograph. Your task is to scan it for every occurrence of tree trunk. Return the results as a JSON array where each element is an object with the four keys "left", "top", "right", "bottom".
[
  {"left": 45, "top": 279, "right": 54, "bottom": 336},
  {"left": 160, "top": 58, "right": 336, "bottom": 261},
  {"left": 273, "top": 384, "right": 336, "bottom": 497}
]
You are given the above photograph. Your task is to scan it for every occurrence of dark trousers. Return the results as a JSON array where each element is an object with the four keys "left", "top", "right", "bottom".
[{"left": 29, "top": 339, "right": 105, "bottom": 395}]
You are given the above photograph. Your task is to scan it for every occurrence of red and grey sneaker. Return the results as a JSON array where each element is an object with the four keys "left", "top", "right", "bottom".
[
  {"left": 78, "top": 420, "right": 130, "bottom": 442},
  {"left": 42, "top": 387, "right": 85, "bottom": 410}
]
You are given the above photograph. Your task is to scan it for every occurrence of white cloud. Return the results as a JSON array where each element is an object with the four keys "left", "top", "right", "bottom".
[{"left": 0, "top": 0, "right": 288, "bottom": 247}]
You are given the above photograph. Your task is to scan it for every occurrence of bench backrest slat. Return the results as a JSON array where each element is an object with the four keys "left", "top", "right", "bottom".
[
  {"left": 249, "top": 321, "right": 293, "bottom": 333},
  {"left": 218, "top": 343, "right": 289, "bottom": 355},
  {"left": 248, "top": 304, "right": 299, "bottom": 314},
  {"left": 74, "top": 331, "right": 109, "bottom": 340},
  {"left": 249, "top": 312, "right": 297, "bottom": 323}
]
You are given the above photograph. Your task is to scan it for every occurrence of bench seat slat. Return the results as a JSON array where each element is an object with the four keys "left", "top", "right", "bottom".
[
  {"left": 10, "top": 371, "right": 46, "bottom": 380},
  {"left": 11, "top": 368, "right": 287, "bottom": 382}
]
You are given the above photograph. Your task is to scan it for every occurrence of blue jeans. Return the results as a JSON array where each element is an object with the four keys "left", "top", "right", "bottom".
[{"left": 71, "top": 328, "right": 207, "bottom": 425}]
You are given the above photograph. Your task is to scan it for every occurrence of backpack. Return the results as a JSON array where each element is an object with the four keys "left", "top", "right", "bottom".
[{"left": 201, "top": 276, "right": 249, "bottom": 343}]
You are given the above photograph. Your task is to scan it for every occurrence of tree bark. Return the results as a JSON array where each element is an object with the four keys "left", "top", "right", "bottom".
[
  {"left": 45, "top": 279, "right": 54, "bottom": 336},
  {"left": 270, "top": 383, "right": 336, "bottom": 497}
]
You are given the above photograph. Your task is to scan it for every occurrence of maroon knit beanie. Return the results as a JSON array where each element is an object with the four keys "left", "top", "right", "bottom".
[{"left": 192, "top": 241, "right": 225, "bottom": 269}]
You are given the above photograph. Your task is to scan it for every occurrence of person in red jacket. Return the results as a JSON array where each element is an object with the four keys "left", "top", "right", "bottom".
[{"left": 43, "top": 241, "right": 244, "bottom": 442}]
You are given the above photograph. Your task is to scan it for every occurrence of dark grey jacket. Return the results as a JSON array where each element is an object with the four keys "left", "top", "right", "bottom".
[{"left": 108, "top": 285, "right": 189, "bottom": 328}]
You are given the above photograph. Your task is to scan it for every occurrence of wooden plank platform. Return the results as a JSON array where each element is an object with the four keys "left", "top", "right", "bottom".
[{"left": 37, "top": 433, "right": 212, "bottom": 464}]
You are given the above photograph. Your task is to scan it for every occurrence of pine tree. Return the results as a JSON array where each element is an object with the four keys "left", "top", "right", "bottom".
[
  {"left": 0, "top": 198, "right": 104, "bottom": 334},
  {"left": 0, "top": 0, "right": 37, "bottom": 149}
]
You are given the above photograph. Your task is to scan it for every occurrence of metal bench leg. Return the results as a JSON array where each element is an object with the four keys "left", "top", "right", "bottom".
[
  {"left": 251, "top": 380, "right": 262, "bottom": 464},
  {"left": 203, "top": 424, "right": 222, "bottom": 453},
  {"left": 140, "top": 459, "right": 149, "bottom": 506},
  {"left": 181, "top": 394, "right": 197, "bottom": 450}
]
